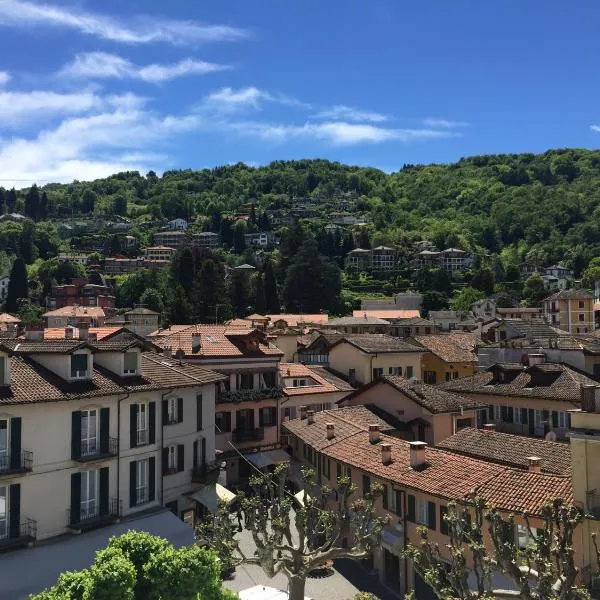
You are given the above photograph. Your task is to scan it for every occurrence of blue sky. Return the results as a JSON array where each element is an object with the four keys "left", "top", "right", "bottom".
[{"left": 0, "top": 0, "right": 599, "bottom": 187}]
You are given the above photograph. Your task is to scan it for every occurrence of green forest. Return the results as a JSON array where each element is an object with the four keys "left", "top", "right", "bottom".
[{"left": 2, "top": 148, "right": 600, "bottom": 323}]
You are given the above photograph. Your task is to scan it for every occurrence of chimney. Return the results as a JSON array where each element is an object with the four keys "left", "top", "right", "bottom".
[
  {"left": 326, "top": 423, "right": 335, "bottom": 440},
  {"left": 191, "top": 333, "right": 201, "bottom": 354},
  {"left": 527, "top": 456, "right": 541, "bottom": 474},
  {"left": 369, "top": 424, "right": 380, "bottom": 444},
  {"left": 24, "top": 325, "right": 43, "bottom": 342},
  {"left": 381, "top": 443, "right": 392, "bottom": 465},
  {"left": 307, "top": 410, "right": 315, "bottom": 425},
  {"left": 163, "top": 346, "right": 173, "bottom": 358},
  {"left": 88, "top": 332, "right": 97, "bottom": 342},
  {"left": 64, "top": 327, "right": 73, "bottom": 340},
  {"left": 483, "top": 423, "right": 496, "bottom": 432},
  {"left": 581, "top": 384, "right": 597, "bottom": 413},
  {"left": 78, "top": 322, "right": 89, "bottom": 341},
  {"left": 409, "top": 441, "right": 427, "bottom": 469},
  {"left": 300, "top": 406, "right": 307, "bottom": 420},
  {"left": 527, "top": 353, "right": 545, "bottom": 367}
]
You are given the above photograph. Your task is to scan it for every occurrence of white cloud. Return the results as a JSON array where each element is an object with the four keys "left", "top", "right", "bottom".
[
  {"left": 313, "top": 104, "right": 387, "bottom": 123},
  {"left": 59, "top": 52, "right": 230, "bottom": 83},
  {"left": 0, "top": 0, "right": 249, "bottom": 45},
  {"left": 0, "top": 71, "right": 10, "bottom": 85},
  {"left": 201, "top": 86, "right": 310, "bottom": 113},
  {"left": 422, "top": 117, "right": 469, "bottom": 128},
  {"left": 590, "top": 125, "right": 600, "bottom": 133}
]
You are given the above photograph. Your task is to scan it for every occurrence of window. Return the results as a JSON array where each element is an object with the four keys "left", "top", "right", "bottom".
[
  {"left": 167, "top": 445, "right": 177, "bottom": 473},
  {"left": 372, "top": 367, "right": 383, "bottom": 380},
  {"left": 336, "top": 462, "right": 341, "bottom": 480},
  {"left": 440, "top": 505, "right": 449, "bottom": 536},
  {"left": 348, "top": 368, "right": 356, "bottom": 381},
  {"left": 445, "top": 372, "right": 452, "bottom": 382},
  {"left": 345, "top": 465, "right": 351, "bottom": 479},
  {"left": 418, "top": 499, "right": 437, "bottom": 529},
  {"left": 215, "top": 411, "right": 232, "bottom": 433},
  {"left": 0, "top": 485, "right": 7, "bottom": 539},
  {"left": 423, "top": 371, "right": 436, "bottom": 384},
  {"left": 389, "top": 366, "right": 402, "bottom": 376},
  {"left": 517, "top": 524, "right": 542, "bottom": 549},
  {"left": 456, "top": 418, "right": 472, "bottom": 430},
  {"left": 262, "top": 371, "right": 277, "bottom": 388},
  {"left": 363, "top": 474, "right": 371, "bottom": 494},
  {"left": 579, "top": 301, "right": 585, "bottom": 309},
  {"left": 136, "top": 403, "right": 148, "bottom": 445},
  {"left": 136, "top": 459, "right": 149, "bottom": 505},
  {"left": 292, "top": 378, "right": 310, "bottom": 387},
  {"left": 167, "top": 398, "right": 178, "bottom": 424},
  {"left": 487, "top": 405, "right": 497, "bottom": 422},
  {"left": 71, "top": 353, "right": 88, "bottom": 379},
  {"left": 123, "top": 351, "right": 138, "bottom": 375},
  {"left": 501, "top": 406, "right": 514, "bottom": 424},
  {"left": 81, "top": 409, "right": 98, "bottom": 456},
  {"left": 80, "top": 470, "right": 98, "bottom": 520},
  {"left": 554, "top": 411, "right": 570, "bottom": 429},
  {"left": 0, "top": 356, "right": 6, "bottom": 385},
  {"left": 259, "top": 407, "right": 277, "bottom": 427},
  {"left": 239, "top": 372, "right": 254, "bottom": 390},
  {"left": 452, "top": 371, "right": 459, "bottom": 379},
  {"left": 406, "top": 366, "right": 414, "bottom": 379},
  {"left": 393, "top": 490, "right": 402, "bottom": 516}
]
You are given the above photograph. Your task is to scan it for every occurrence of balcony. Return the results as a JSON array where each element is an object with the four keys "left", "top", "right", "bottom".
[
  {"left": 76, "top": 437, "right": 118, "bottom": 462},
  {"left": 192, "top": 460, "right": 222, "bottom": 484},
  {"left": 0, "top": 450, "right": 33, "bottom": 476},
  {"left": 218, "top": 387, "right": 283, "bottom": 404},
  {"left": 68, "top": 498, "right": 122, "bottom": 532},
  {"left": 233, "top": 427, "right": 264, "bottom": 443},
  {"left": 0, "top": 518, "right": 37, "bottom": 551}
]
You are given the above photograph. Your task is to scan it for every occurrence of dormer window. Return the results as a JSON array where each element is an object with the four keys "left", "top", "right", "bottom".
[
  {"left": 71, "top": 354, "right": 89, "bottom": 379},
  {"left": 123, "top": 352, "right": 138, "bottom": 376}
]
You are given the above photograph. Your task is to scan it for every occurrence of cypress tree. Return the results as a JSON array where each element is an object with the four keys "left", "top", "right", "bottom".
[
  {"left": 264, "top": 260, "right": 280, "bottom": 313},
  {"left": 254, "top": 273, "right": 267, "bottom": 315},
  {"left": 5, "top": 257, "right": 28, "bottom": 313}
]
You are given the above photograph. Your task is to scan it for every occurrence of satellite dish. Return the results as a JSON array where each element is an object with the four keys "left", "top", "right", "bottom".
[{"left": 545, "top": 431, "right": 557, "bottom": 441}]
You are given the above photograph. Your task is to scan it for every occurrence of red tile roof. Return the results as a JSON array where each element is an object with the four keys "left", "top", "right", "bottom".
[
  {"left": 413, "top": 333, "right": 478, "bottom": 363},
  {"left": 279, "top": 362, "right": 352, "bottom": 396},
  {"left": 352, "top": 309, "right": 420, "bottom": 319},
  {"left": 43, "top": 306, "right": 106, "bottom": 318},
  {"left": 43, "top": 327, "right": 123, "bottom": 340},
  {"left": 267, "top": 314, "right": 329, "bottom": 327}
]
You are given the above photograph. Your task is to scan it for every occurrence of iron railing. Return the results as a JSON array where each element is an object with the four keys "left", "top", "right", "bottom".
[
  {"left": 233, "top": 427, "right": 265, "bottom": 442},
  {"left": 78, "top": 437, "right": 118, "bottom": 460},
  {"left": 68, "top": 498, "right": 121, "bottom": 527},
  {"left": 0, "top": 517, "right": 37, "bottom": 544},
  {"left": 0, "top": 450, "right": 33, "bottom": 474},
  {"left": 218, "top": 387, "right": 283, "bottom": 404},
  {"left": 136, "top": 429, "right": 149, "bottom": 446}
]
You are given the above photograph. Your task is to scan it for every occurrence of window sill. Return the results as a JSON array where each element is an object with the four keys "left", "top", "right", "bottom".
[
  {"left": 165, "top": 468, "right": 179, "bottom": 476},
  {"left": 165, "top": 419, "right": 179, "bottom": 426}
]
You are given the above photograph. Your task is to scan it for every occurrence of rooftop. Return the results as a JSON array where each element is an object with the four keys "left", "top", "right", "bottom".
[
  {"left": 544, "top": 289, "right": 594, "bottom": 301},
  {"left": 327, "top": 315, "right": 391, "bottom": 326},
  {"left": 413, "top": 333, "right": 478, "bottom": 363},
  {"left": 352, "top": 309, "right": 421, "bottom": 319},
  {"left": 43, "top": 306, "right": 106, "bottom": 318},
  {"left": 436, "top": 427, "right": 571, "bottom": 475},
  {"left": 332, "top": 334, "right": 425, "bottom": 354},
  {"left": 266, "top": 314, "right": 329, "bottom": 327},
  {"left": 279, "top": 362, "right": 354, "bottom": 396}
]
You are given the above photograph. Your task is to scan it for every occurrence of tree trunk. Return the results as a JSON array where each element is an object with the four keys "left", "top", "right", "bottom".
[{"left": 287, "top": 575, "right": 306, "bottom": 600}]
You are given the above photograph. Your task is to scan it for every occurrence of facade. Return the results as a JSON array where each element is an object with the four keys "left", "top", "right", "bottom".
[
  {"left": 153, "top": 231, "right": 187, "bottom": 248},
  {"left": 413, "top": 333, "right": 478, "bottom": 384},
  {"left": 152, "top": 231, "right": 221, "bottom": 249},
  {"left": 124, "top": 307, "right": 160, "bottom": 337},
  {"left": 194, "top": 232, "right": 221, "bottom": 249},
  {"left": 244, "top": 232, "right": 279, "bottom": 248},
  {"left": 46, "top": 278, "right": 115, "bottom": 311},
  {"left": 0, "top": 334, "right": 225, "bottom": 553},
  {"left": 496, "top": 307, "right": 542, "bottom": 321},
  {"left": 168, "top": 218, "right": 188, "bottom": 230},
  {"left": 43, "top": 306, "right": 107, "bottom": 328},
  {"left": 340, "top": 376, "right": 481, "bottom": 445},
  {"left": 104, "top": 258, "right": 170, "bottom": 275},
  {"left": 266, "top": 313, "right": 329, "bottom": 328},
  {"left": 413, "top": 248, "right": 474, "bottom": 273},
  {"left": 149, "top": 325, "right": 285, "bottom": 485},
  {"left": 387, "top": 317, "right": 436, "bottom": 338},
  {"left": 143, "top": 246, "right": 176, "bottom": 261},
  {"left": 328, "top": 334, "right": 425, "bottom": 386},
  {"left": 428, "top": 310, "right": 472, "bottom": 332},
  {"left": 57, "top": 253, "right": 89, "bottom": 266},
  {"left": 324, "top": 315, "right": 391, "bottom": 335},
  {"left": 297, "top": 331, "right": 343, "bottom": 366},
  {"left": 361, "top": 293, "right": 423, "bottom": 313},
  {"left": 542, "top": 289, "right": 595, "bottom": 334},
  {"left": 345, "top": 247, "right": 398, "bottom": 272}
]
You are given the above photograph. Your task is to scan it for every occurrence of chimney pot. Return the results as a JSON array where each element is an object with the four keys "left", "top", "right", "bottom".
[
  {"left": 483, "top": 423, "right": 496, "bottom": 432},
  {"left": 381, "top": 443, "right": 392, "bottom": 465},
  {"left": 326, "top": 423, "right": 335, "bottom": 440},
  {"left": 368, "top": 424, "right": 381, "bottom": 444},
  {"left": 307, "top": 410, "right": 315, "bottom": 425},
  {"left": 300, "top": 406, "right": 307, "bottom": 420},
  {"left": 409, "top": 441, "right": 427, "bottom": 469},
  {"left": 65, "top": 327, "right": 73, "bottom": 340},
  {"left": 191, "top": 333, "right": 201, "bottom": 353},
  {"left": 527, "top": 456, "right": 541, "bottom": 473}
]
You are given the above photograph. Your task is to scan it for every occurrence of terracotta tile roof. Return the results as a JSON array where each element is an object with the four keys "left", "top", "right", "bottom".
[
  {"left": 329, "top": 316, "right": 391, "bottom": 326},
  {"left": 42, "top": 306, "right": 106, "bottom": 318},
  {"left": 42, "top": 327, "right": 123, "bottom": 340},
  {"left": 149, "top": 325, "right": 283, "bottom": 359},
  {"left": 307, "top": 366, "right": 355, "bottom": 392},
  {"left": 544, "top": 289, "right": 593, "bottom": 301},
  {"left": 226, "top": 319, "right": 253, "bottom": 328},
  {"left": 389, "top": 317, "right": 434, "bottom": 326},
  {"left": 2, "top": 339, "right": 92, "bottom": 354},
  {"left": 413, "top": 333, "right": 478, "bottom": 363},
  {"left": 436, "top": 427, "right": 571, "bottom": 475},
  {"left": 280, "top": 363, "right": 352, "bottom": 396},
  {"left": 474, "top": 469, "right": 573, "bottom": 514},
  {"left": 333, "top": 334, "right": 425, "bottom": 354},
  {"left": 267, "top": 314, "right": 329, "bottom": 327},
  {"left": 439, "top": 362, "right": 595, "bottom": 401},
  {"left": 352, "top": 310, "right": 420, "bottom": 319},
  {"left": 0, "top": 313, "right": 20, "bottom": 324}
]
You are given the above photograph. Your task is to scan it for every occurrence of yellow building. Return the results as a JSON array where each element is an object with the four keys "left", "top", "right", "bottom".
[
  {"left": 328, "top": 334, "right": 425, "bottom": 386},
  {"left": 542, "top": 289, "right": 595, "bottom": 334},
  {"left": 413, "top": 332, "right": 478, "bottom": 384}
]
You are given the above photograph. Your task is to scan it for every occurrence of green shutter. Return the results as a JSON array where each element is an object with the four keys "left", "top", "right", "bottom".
[
  {"left": 428, "top": 501, "right": 436, "bottom": 530},
  {"left": 149, "top": 402, "right": 156, "bottom": 444},
  {"left": 177, "top": 444, "right": 185, "bottom": 473},
  {"left": 162, "top": 447, "right": 169, "bottom": 476},
  {"left": 552, "top": 411, "right": 559, "bottom": 428},
  {"left": 99, "top": 467, "right": 109, "bottom": 515},
  {"left": 407, "top": 494, "right": 416, "bottom": 522},
  {"left": 9, "top": 483, "right": 20, "bottom": 539},
  {"left": 440, "top": 505, "right": 449, "bottom": 536},
  {"left": 129, "top": 462, "right": 137, "bottom": 508},
  {"left": 382, "top": 485, "right": 388, "bottom": 510},
  {"left": 99, "top": 407, "right": 109, "bottom": 454},
  {"left": 10, "top": 417, "right": 21, "bottom": 470},
  {"left": 196, "top": 394, "right": 203, "bottom": 431},
  {"left": 70, "top": 472, "right": 81, "bottom": 524},
  {"left": 193, "top": 440, "right": 198, "bottom": 469},
  {"left": 71, "top": 411, "right": 82, "bottom": 459},
  {"left": 162, "top": 399, "right": 168, "bottom": 425},
  {"left": 130, "top": 404, "right": 138, "bottom": 449},
  {"left": 148, "top": 457, "right": 156, "bottom": 502},
  {"left": 177, "top": 397, "right": 183, "bottom": 423},
  {"left": 201, "top": 438, "right": 206, "bottom": 469}
]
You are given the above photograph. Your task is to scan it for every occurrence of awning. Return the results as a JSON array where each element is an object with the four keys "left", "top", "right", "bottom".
[
  {"left": 0, "top": 510, "right": 194, "bottom": 600},
  {"left": 294, "top": 490, "right": 311, "bottom": 506},
  {"left": 382, "top": 525, "right": 403, "bottom": 553},
  {"left": 191, "top": 484, "right": 237, "bottom": 513},
  {"left": 240, "top": 585, "right": 312, "bottom": 600},
  {"left": 246, "top": 449, "right": 291, "bottom": 470}
]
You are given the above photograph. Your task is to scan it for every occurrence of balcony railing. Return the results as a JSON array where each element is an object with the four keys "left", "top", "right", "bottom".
[
  {"left": 218, "top": 387, "right": 283, "bottom": 404},
  {"left": 136, "top": 429, "right": 149, "bottom": 446},
  {"left": 0, "top": 450, "right": 33, "bottom": 475},
  {"left": 68, "top": 498, "right": 122, "bottom": 530},
  {"left": 192, "top": 460, "right": 222, "bottom": 484},
  {"left": 77, "top": 437, "right": 118, "bottom": 462},
  {"left": 0, "top": 517, "right": 37, "bottom": 549},
  {"left": 233, "top": 427, "right": 265, "bottom": 443}
]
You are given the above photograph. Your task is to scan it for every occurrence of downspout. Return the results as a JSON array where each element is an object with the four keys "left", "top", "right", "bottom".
[
  {"left": 160, "top": 389, "right": 173, "bottom": 505},
  {"left": 117, "top": 391, "right": 131, "bottom": 513}
]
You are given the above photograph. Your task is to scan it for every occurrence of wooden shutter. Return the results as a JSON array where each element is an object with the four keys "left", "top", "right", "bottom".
[
  {"left": 177, "top": 444, "right": 185, "bottom": 473},
  {"left": 99, "top": 467, "right": 109, "bottom": 515},
  {"left": 162, "top": 399, "right": 168, "bottom": 425},
  {"left": 162, "top": 447, "right": 169, "bottom": 476},
  {"left": 99, "top": 407, "right": 109, "bottom": 454},
  {"left": 9, "top": 417, "right": 21, "bottom": 470},
  {"left": 394, "top": 490, "right": 402, "bottom": 516},
  {"left": 269, "top": 407, "right": 276, "bottom": 426},
  {"left": 440, "top": 506, "right": 449, "bottom": 536},
  {"left": 148, "top": 457, "right": 156, "bottom": 502},
  {"left": 177, "top": 397, "right": 183, "bottom": 423},
  {"left": 552, "top": 411, "right": 559, "bottom": 428},
  {"left": 149, "top": 402, "right": 156, "bottom": 444},
  {"left": 70, "top": 472, "right": 81, "bottom": 524},
  {"left": 225, "top": 412, "right": 232, "bottom": 432},
  {"left": 193, "top": 440, "right": 198, "bottom": 468},
  {"left": 428, "top": 501, "right": 436, "bottom": 530},
  {"left": 259, "top": 407, "right": 264, "bottom": 427},
  {"left": 382, "top": 484, "right": 388, "bottom": 510},
  {"left": 407, "top": 494, "right": 416, "bottom": 522},
  {"left": 129, "top": 462, "right": 137, "bottom": 508},
  {"left": 71, "top": 411, "right": 82, "bottom": 460},
  {"left": 9, "top": 483, "right": 20, "bottom": 539},
  {"left": 196, "top": 394, "right": 203, "bottom": 431},
  {"left": 336, "top": 462, "right": 341, "bottom": 480},
  {"left": 201, "top": 438, "right": 206, "bottom": 469},
  {"left": 130, "top": 404, "right": 138, "bottom": 449}
]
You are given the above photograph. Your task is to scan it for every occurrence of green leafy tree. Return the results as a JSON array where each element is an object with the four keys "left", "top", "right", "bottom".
[
  {"left": 470, "top": 267, "right": 495, "bottom": 296},
  {"left": 167, "top": 284, "right": 193, "bottom": 324},
  {"left": 24, "top": 184, "right": 40, "bottom": 219},
  {"left": 582, "top": 258, "right": 600, "bottom": 289},
  {"left": 422, "top": 290, "right": 449, "bottom": 316},
  {"left": 19, "top": 221, "right": 38, "bottom": 264},
  {"left": 522, "top": 273, "right": 547, "bottom": 306},
  {"left": 450, "top": 287, "right": 485, "bottom": 312},
  {"left": 113, "top": 194, "right": 128, "bottom": 216},
  {"left": 17, "top": 299, "right": 43, "bottom": 326},
  {"left": 139, "top": 287, "right": 165, "bottom": 316},
  {"left": 194, "top": 259, "right": 228, "bottom": 322},
  {"left": 5, "top": 257, "right": 28, "bottom": 312},
  {"left": 279, "top": 221, "right": 306, "bottom": 274}
]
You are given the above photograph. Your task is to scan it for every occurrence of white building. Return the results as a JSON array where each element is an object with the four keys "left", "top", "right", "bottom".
[
  {"left": 168, "top": 218, "right": 188, "bottom": 230},
  {"left": 143, "top": 246, "right": 176, "bottom": 261}
]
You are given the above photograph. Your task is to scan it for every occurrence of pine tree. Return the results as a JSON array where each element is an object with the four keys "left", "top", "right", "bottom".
[
  {"left": 194, "top": 259, "right": 227, "bottom": 322},
  {"left": 279, "top": 221, "right": 305, "bottom": 273},
  {"left": 39, "top": 191, "right": 49, "bottom": 219},
  {"left": 6, "top": 188, "right": 16, "bottom": 213},
  {"left": 263, "top": 259, "right": 280, "bottom": 313},
  {"left": 170, "top": 247, "right": 195, "bottom": 295},
  {"left": 0, "top": 189, "right": 5, "bottom": 215},
  {"left": 24, "top": 184, "right": 40, "bottom": 220},
  {"left": 253, "top": 273, "right": 267, "bottom": 315},
  {"left": 233, "top": 222, "right": 246, "bottom": 253},
  {"left": 140, "top": 287, "right": 165, "bottom": 316},
  {"left": 5, "top": 257, "right": 28, "bottom": 312},
  {"left": 229, "top": 270, "right": 251, "bottom": 317},
  {"left": 19, "top": 221, "right": 38, "bottom": 264}
]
